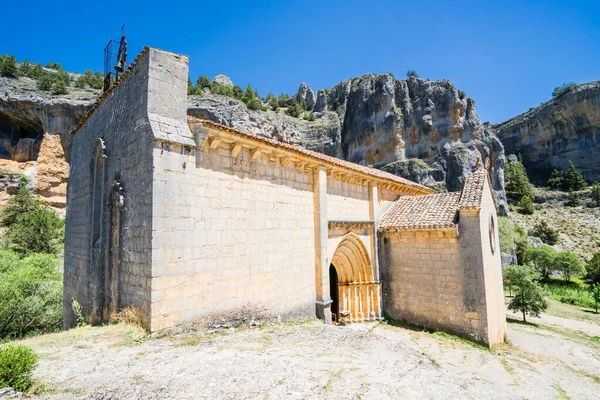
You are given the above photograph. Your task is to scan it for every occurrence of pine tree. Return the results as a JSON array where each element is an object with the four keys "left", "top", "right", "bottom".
[
  {"left": 546, "top": 169, "right": 564, "bottom": 190},
  {"left": 591, "top": 183, "right": 600, "bottom": 207},
  {"left": 566, "top": 190, "right": 580, "bottom": 207},
  {"left": 0, "top": 55, "right": 18, "bottom": 78},
  {"left": 563, "top": 161, "right": 586, "bottom": 191},
  {"left": 505, "top": 160, "right": 534, "bottom": 200},
  {"left": 517, "top": 195, "right": 534, "bottom": 214}
]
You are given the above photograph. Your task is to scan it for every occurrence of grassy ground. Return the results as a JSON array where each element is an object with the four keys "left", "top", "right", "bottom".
[{"left": 542, "top": 278, "right": 597, "bottom": 309}]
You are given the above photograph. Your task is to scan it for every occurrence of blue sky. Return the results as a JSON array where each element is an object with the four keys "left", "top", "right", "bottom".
[{"left": 1, "top": 0, "right": 598, "bottom": 123}]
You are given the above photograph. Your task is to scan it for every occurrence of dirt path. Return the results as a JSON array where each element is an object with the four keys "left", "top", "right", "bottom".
[{"left": 17, "top": 309, "right": 600, "bottom": 400}]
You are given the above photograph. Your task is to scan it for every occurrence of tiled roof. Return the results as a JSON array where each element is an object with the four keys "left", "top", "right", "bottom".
[
  {"left": 190, "top": 118, "right": 434, "bottom": 194},
  {"left": 458, "top": 169, "right": 487, "bottom": 210},
  {"left": 378, "top": 191, "right": 462, "bottom": 230}
]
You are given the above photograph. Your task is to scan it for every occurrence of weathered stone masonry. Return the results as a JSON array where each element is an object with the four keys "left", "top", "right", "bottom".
[{"left": 64, "top": 47, "right": 506, "bottom": 346}]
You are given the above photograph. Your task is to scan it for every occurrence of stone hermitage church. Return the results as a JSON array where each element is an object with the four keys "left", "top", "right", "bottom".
[{"left": 64, "top": 47, "right": 507, "bottom": 346}]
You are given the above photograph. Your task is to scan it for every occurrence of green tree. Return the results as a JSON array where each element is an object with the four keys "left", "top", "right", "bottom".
[
  {"left": 585, "top": 253, "right": 600, "bottom": 285},
  {"left": 591, "top": 283, "right": 600, "bottom": 314},
  {"left": 563, "top": 161, "right": 586, "bottom": 191},
  {"left": 525, "top": 245, "right": 557, "bottom": 279},
  {"left": 458, "top": 90, "right": 466, "bottom": 100},
  {"left": 0, "top": 55, "right": 18, "bottom": 78},
  {"left": 503, "top": 265, "right": 520, "bottom": 297},
  {"left": 246, "top": 96, "right": 263, "bottom": 111},
  {"left": 1, "top": 185, "right": 64, "bottom": 255},
  {"left": 232, "top": 85, "right": 244, "bottom": 100},
  {"left": 278, "top": 93, "right": 290, "bottom": 107},
  {"left": 504, "top": 160, "right": 534, "bottom": 200},
  {"left": 517, "top": 195, "right": 535, "bottom": 214},
  {"left": 406, "top": 70, "right": 419, "bottom": 78},
  {"left": 553, "top": 252, "right": 584, "bottom": 282},
  {"left": 505, "top": 265, "right": 548, "bottom": 323},
  {"left": 45, "top": 61, "right": 62, "bottom": 70},
  {"left": 37, "top": 73, "right": 53, "bottom": 91},
  {"left": 566, "top": 190, "right": 580, "bottom": 207},
  {"left": 547, "top": 168, "right": 564, "bottom": 190},
  {"left": 591, "top": 183, "right": 600, "bottom": 207},
  {"left": 18, "top": 59, "right": 32, "bottom": 77},
  {"left": 211, "top": 84, "right": 234, "bottom": 97},
  {"left": 196, "top": 76, "right": 212, "bottom": 89},
  {"left": 529, "top": 220, "right": 559, "bottom": 245},
  {"left": 552, "top": 82, "right": 577, "bottom": 98},
  {"left": 285, "top": 98, "right": 304, "bottom": 118}
]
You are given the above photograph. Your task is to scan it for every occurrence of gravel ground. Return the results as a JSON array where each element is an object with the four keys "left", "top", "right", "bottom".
[{"left": 15, "top": 308, "right": 600, "bottom": 400}]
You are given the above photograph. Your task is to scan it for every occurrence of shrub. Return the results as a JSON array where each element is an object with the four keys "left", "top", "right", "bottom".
[
  {"left": 552, "top": 82, "right": 577, "bottom": 98},
  {"left": 504, "top": 159, "right": 533, "bottom": 200},
  {"left": 517, "top": 195, "right": 534, "bottom": 214},
  {"left": 76, "top": 70, "right": 103, "bottom": 90},
  {"left": 211, "top": 84, "right": 234, "bottom": 97},
  {"left": 18, "top": 59, "right": 32, "bottom": 77},
  {"left": 525, "top": 245, "right": 556, "bottom": 279},
  {"left": 591, "top": 183, "right": 600, "bottom": 207},
  {"left": 529, "top": 220, "right": 559, "bottom": 245},
  {"left": 504, "top": 265, "right": 548, "bottom": 322},
  {"left": 406, "top": 70, "right": 419, "bottom": 78},
  {"left": 278, "top": 93, "right": 290, "bottom": 107},
  {"left": 498, "top": 217, "right": 529, "bottom": 264},
  {"left": 245, "top": 96, "right": 263, "bottom": 111},
  {"left": 0, "top": 55, "right": 18, "bottom": 78},
  {"left": 591, "top": 284, "right": 600, "bottom": 313},
  {"left": 0, "top": 251, "right": 62, "bottom": 338},
  {"left": 553, "top": 251, "right": 584, "bottom": 282},
  {"left": 0, "top": 344, "right": 38, "bottom": 392},
  {"left": 51, "top": 80, "right": 68, "bottom": 95},
  {"left": 303, "top": 111, "right": 316, "bottom": 121},
  {"left": 458, "top": 90, "right": 466, "bottom": 100},
  {"left": 585, "top": 253, "right": 600, "bottom": 285},
  {"left": 565, "top": 190, "right": 580, "bottom": 207},
  {"left": 286, "top": 98, "right": 305, "bottom": 118},
  {"left": 543, "top": 278, "right": 595, "bottom": 308}
]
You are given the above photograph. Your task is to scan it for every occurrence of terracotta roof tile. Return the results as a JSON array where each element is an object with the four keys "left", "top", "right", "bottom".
[
  {"left": 190, "top": 118, "right": 433, "bottom": 193},
  {"left": 458, "top": 169, "right": 487, "bottom": 210},
  {"left": 378, "top": 192, "right": 462, "bottom": 230}
]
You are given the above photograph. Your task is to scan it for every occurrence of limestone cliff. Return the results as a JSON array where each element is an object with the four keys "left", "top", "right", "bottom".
[
  {"left": 0, "top": 76, "right": 95, "bottom": 205},
  {"left": 191, "top": 75, "right": 508, "bottom": 214},
  {"left": 494, "top": 81, "right": 600, "bottom": 182}
]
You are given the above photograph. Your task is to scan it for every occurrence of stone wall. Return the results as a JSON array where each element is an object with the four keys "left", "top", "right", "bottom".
[
  {"left": 64, "top": 49, "right": 163, "bottom": 329},
  {"left": 380, "top": 186, "right": 506, "bottom": 346},
  {"left": 326, "top": 179, "right": 370, "bottom": 221},
  {"left": 150, "top": 142, "right": 317, "bottom": 331}
]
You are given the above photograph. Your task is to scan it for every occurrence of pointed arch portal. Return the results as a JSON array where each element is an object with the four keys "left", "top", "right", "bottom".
[{"left": 329, "top": 233, "right": 380, "bottom": 323}]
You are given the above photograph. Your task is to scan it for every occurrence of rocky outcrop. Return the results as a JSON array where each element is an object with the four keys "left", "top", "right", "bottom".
[
  {"left": 212, "top": 74, "right": 234, "bottom": 88},
  {"left": 0, "top": 76, "right": 95, "bottom": 206},
  {"left": 188, "top": 94, "right": 342, "bottom": 157},
  {"left": 189, "top": 74, "right": 507, "bottom": 213},
  {"left": 293, "top": 83, "right": 316, "bottom": 110},
  {"left": 494, "top": 81, "right": 600, "bottom": 182}
]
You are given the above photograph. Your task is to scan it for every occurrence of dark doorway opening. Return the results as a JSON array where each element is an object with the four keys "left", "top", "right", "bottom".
[{"left": 329, "top": 265, "right": 339, "bottom": 323}]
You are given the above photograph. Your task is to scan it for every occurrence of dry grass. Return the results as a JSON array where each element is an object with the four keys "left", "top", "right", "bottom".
[{"left": 109, "top": 306, "right": 145, "bottom": 328}]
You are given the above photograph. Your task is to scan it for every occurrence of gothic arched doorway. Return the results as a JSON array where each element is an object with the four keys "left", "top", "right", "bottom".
[{"left": 330, "top": 233, "right": 380, "bottom": 323}]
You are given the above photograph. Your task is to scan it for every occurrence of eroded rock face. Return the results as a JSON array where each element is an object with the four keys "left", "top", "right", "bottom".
[
  {"left": 36, "top": 133, "right": 69, "bottom": 207},
  {"left": 495, "top": 81, "right": 600, "bottom": 182},
  {"left": 189, "top": 75, "right": 508, "bottom": 214},
  {"left": 212, "top": 74, "right": 234, "bottom": 88}
]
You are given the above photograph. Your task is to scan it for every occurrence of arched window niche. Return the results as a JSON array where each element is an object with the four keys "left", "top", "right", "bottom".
[{"left": 91, "top": 138, "right": 107, "bottom": 248}]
